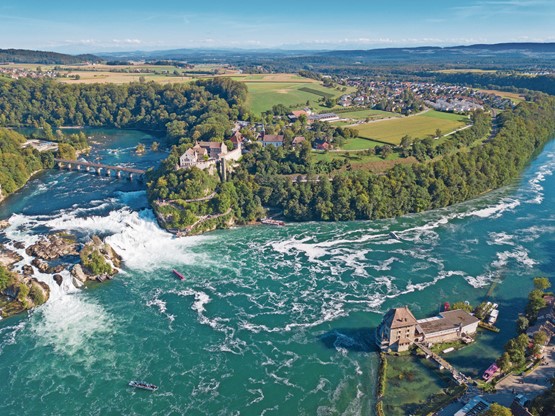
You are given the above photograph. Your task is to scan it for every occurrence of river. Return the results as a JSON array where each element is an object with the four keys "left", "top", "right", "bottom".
[{"left": 0, "top": 129, "right": 554, "bottom": 415}]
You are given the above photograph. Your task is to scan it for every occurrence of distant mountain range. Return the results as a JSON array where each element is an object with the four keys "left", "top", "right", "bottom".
[
  {"left": 0, "top": 49, "right": 101, "bottom": 65},
  {"left": 96, "top": 42, "right": 555, "bottom": 67},
  {"left": 1, "top": 42, "right": 554, "bottom": 66}
]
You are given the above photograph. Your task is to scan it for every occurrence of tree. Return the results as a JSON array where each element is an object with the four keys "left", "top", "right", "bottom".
[
  {"left": 435, "top": 128, "right": 442, "bottom": 138},
  {"left": 136, "top": 143, "right": 145, "bottom": 154},
  {"left": 400, "top": 134, "right": 413, "bottom": 148},
  {"left": 534, "top": 277, "right": 551, "bottom": 291},
  {"left": 151, "top": 141, "right": 160, "bottom": 152},
  {"left": 517, "top": 316, "right": 529, "bottom": 333},
  {"left": 497, "top": 352, "right": 512, "bottom": 373},
  {"left": 452, "top": 301, "right": 473, "bottom": 313},
  {"left": 0, "top": 265, "right": 13, "bottom": 291},
  {"left": 527, "top": 289, "right": 547, "bottom": 320},
  {"left": 483, "top": 403, "right": 512, "bottom": 416},
  {"left": 532, "top": 331, "right": 548, "bottom": 356}
]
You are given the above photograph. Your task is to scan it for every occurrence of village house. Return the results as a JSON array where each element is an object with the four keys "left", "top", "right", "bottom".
[
  {"left": 376, "top": 306, "right": 479, "bottom": 352},
  {"left": 292, "top": 136, "right": 306, "bottom": 147},
  {"left": 262, "top": 134, "right": 284, "bottom": 147}
]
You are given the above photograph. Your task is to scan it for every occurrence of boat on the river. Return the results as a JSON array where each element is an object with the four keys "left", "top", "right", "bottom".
[
  {"left": 172, "top": 269, "right": 185, "bottom": 281},
  {"left": 128, "top": 381, "right": 158, "bottom": 391},
  {"left": 261, "top": 218, "right": 285, "bottom": 226},
  {"left": 482, "top": 363, "right": 499, "bottom": 381},
  {"left": 389, "top": 231, "right": 401, "bottom": 240},
  {"left": 487, "top": 309, "right": 499, "bottom": 325}
]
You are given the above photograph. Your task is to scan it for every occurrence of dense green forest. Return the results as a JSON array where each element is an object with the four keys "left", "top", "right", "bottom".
[
  {"left": 0, "top": 49, "right": 99, "bottom": 64},
  {"left": 0, "top": 78, "right": 247, "bottom": 141},
  {"left": 0, "top": 128, "right": 51, "bottom": 198}
]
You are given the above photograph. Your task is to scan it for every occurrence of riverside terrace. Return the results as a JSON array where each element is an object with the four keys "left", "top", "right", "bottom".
[{"left": 376, "top": 306, "right": 480, "bottom": 353}]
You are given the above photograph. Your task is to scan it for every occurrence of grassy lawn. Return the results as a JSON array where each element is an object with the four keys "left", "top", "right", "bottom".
[
  {"left": 356, "top": 110, "right": 468, "bottom": 145},
  {"left": 335, "top": 109, "right": 399, "bottom": 120},
  {"left": 341, "top": 137, "right": 383, "bottom": 150},
  {"left": 245, "top": 82, "right": 342, "bottom": 114}
]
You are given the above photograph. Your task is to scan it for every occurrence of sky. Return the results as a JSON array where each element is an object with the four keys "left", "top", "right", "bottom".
[{"left": 0, "top": 0, "right": 554, "bottom": 53}]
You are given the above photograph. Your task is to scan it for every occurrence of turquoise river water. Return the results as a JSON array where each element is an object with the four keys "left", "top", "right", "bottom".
[{"left": 0, "top": 129, "right": 554, "bottom": 415}]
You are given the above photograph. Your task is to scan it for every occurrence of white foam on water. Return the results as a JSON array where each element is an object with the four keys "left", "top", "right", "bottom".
[
  {"left": 487, "top": 232, "right": 515, "bottom": 246},
  {"left": 0, "top": 320, "right": 27, "bottom": 354},
  {"left": 526, "top": 152, "right": 555, "bottom": 204},
  {"left": 470, "top": 199, "right": 520, "bottom": 219},
  {"left": 492, "top": 248, "right": 537, "bottom": 269},
  {"left": 30, "top": 292, "right": 115, "bottom": 361}
]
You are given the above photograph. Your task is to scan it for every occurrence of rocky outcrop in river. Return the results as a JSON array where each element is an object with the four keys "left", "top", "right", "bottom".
[
  {"left": 0, "top": 272, "right": 50, "bottom": 319},
  {"left": 72, "top": 235, "right": 121, "bottom": 284},
  {"left": 26, "top": 233, "right": 79, "bottom": 260}
]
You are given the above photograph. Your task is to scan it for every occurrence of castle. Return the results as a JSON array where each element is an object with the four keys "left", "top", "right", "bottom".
[
  {"left": 376, "top": 306, "right": 479, "bottom": 352},
  {"left": 177, "top": 140, "right": 242, "bottom": 172}
]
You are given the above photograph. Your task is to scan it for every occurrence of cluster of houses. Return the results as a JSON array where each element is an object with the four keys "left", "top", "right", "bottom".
[
  {"left": 376, "top": 306, "right": 480, "bottom": 352},
  {"left": 425, "top": 98, "right": 484, "bottom": 113},
  {"left": 336, "top": 79, "right": 514, "bottom": 113},
  {"left": 0, "top": 65, "right": 59, "bottom": 80}
]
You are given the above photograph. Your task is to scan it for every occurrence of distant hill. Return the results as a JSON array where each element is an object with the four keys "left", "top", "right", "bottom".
[
  {"left": 318, "top": 42, "right": 555, "bottom": 62},
  {"left": 0, "top": 49, "right": 101, "bottom": 64}
]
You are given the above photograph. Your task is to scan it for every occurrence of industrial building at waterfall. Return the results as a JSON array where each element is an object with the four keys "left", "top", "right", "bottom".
[{"left": 376, "top": 306, "right": 480, "bottom": 352}]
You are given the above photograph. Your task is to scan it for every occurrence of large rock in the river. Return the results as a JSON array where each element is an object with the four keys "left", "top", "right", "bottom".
[
  {"left": 51, "top": 264, "right": 65, "bottom": 274},
  {"left": 22, "top": 264, "right": 33, "bottom": 276},
  {"left": 53, "top": 274, "right": 63, "bottom": 286},
  {"left": 31, "top": 258, "right": 50, "bottom": 273},
  {"left": 26, "top": 233, "right": 79, "bottom": 260},
  {"left": 71, "top": 264, "right": 88, "bottom": 284}
]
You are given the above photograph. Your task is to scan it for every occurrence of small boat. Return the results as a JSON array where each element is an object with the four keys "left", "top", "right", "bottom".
[
  {"left": 172, "top": 269, "right": 185, "bottom": 281},
  {"left": 487, "top": 309, "right": 499, "bottom": 325},
  {"left": 261, "top": 218, "right": 285, "bottom": 226},
  {"left": 482, "top": 363, "right": 499, "bottom": 381},
  {"left": 128, "top": 380, "right": 158, "bottom": 391},
  {"left": 389, "top": 231, "right": 401, "bottom": 240}
]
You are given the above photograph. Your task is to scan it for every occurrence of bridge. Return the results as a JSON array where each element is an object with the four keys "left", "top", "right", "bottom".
[
  {"left": 54, "top": 158, "right": 146, "bottom": 181},
  {"left": 414, "top": 342, "right": 471, "bottom": 386}
]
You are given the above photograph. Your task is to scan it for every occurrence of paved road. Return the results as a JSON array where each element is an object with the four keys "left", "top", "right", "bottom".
[{"left": 483, "top": 343, "right": 555, "bottom": 407}]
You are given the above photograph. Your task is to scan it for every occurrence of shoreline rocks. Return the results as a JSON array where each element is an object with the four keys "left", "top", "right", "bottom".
[{"left": 0, "top": 244, "right": 23, "bottom": 268}]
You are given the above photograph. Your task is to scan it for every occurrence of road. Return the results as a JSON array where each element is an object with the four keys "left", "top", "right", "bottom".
[{"left": 483, "top": 343, "right": 555, "bottom": 407}]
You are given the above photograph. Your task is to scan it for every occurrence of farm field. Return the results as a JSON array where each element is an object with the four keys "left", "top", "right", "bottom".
[
  {"left": 245, "top": 81, "right": 343, "bottom": 114},
  {"left": 356, "top": 110, "right": 469, "bottom": 145},
  {"left": 58, "top": 71, "right": 192, "bottom": 84}
]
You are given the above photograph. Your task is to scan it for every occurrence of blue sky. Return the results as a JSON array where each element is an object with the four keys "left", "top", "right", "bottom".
[{"left": 0, "top": 0, "right": 554, "bottom": 53}]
